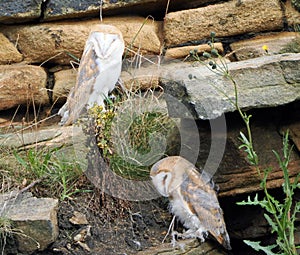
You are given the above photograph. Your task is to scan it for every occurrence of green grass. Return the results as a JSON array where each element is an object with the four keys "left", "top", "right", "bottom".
[{"left": 0, "top": 146, "right": 90, "bottom": 201}]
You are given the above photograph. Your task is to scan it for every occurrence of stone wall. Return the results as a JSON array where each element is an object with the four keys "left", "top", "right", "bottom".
[{"left": 0, "top": 0, "right": 299, "bottom": 113}]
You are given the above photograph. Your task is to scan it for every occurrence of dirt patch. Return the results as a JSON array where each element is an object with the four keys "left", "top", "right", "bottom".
[{"left": 35, "top": 190, "right": 172, "bottom": 255}]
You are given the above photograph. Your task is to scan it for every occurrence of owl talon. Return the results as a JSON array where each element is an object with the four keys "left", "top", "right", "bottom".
[
  {"left": 170, "top": 231, "right": 186, "bottom": 250},
  {"left": 171, "top": 230, "right": 179, "bottom": 246}
]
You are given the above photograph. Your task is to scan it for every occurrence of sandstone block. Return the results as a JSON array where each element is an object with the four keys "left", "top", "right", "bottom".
[
  {"left": 1, "top": 17, "right": 162, "bottom": 65},
  {"left": 164, "top": 0, "right": 283, "bottom": 47},
  {"left": 231, "top": 32, "right": 300, "bottom": 60},
  {"left": 165, "top": 42, "right": 224, "bottom": 59},
  {"left": 0, "top": 192, "right": 59, "bottom": 253},
  {"left": 122, "top": 65, "right": 160, "bottom": 91},
  {"left": 0, "top": 0, "right": 43, "bottom": 24},
  {"left": 53, "top": 68, "right": 77, "bottom": 103},
  {"left": 0, "top": 65, "right": 49, "bottom": 110},
  {"left": 0, "top": 33, "right": 23, "bottom": 64}
]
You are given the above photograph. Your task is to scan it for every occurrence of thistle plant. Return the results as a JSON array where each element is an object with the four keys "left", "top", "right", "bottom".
[{"left": 190, "top": 32, "right": 300, "bottom": 254}]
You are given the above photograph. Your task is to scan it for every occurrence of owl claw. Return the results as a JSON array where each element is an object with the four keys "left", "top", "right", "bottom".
[
  {"left": 171, "top": 230, "right": 179, "bottom": 247},
  {"left": 172, "top": 229, "right": 206, "bottom": 243},
  {"left": 170, "top": 231, "right": 185, "bottom": 250}
]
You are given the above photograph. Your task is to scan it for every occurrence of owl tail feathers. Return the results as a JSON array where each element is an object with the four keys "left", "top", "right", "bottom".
[{"left": 212, "top": 231, "right": 232, "bottom": 250}]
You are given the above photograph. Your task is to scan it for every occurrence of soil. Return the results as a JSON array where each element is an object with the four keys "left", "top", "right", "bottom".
[
  {"left": 32, "top": 188, "right": 254, "bottom": 255},
  {"left": 35, "top": 188, "right": 173, "bottom": 255}
]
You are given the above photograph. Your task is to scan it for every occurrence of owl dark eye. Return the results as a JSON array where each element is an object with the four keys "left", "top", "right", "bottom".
[{"left": 162, "top": 174, "right": 168, "bottom": 186}]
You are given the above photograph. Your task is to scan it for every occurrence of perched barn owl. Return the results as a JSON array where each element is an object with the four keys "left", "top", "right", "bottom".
[
  {"left": 150, "top": 156, "right": 231, "bottom": 250},
  {"left": 58, "top": 24, "right": 125, "bottom": 126}
]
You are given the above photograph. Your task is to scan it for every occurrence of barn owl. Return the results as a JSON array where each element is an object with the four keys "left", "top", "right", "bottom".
[
  {"left": 150, "top": 156, "right": 231, "bottom": 250},
  {"left": 58, "top": 24, "right": 125, "bottom": 126}
]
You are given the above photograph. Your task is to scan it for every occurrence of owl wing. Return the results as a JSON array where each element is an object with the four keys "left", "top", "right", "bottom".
[
  {"left": 181, "top": 168, "right": 231, "bottom": 250},
  {"left": 59, "top": 39, "right": 100, "bottom": 126}
]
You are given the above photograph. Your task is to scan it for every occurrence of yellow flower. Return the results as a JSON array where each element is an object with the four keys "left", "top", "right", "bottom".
[{"left": 262, "top": 44, "right": 269, "bottom": 53}]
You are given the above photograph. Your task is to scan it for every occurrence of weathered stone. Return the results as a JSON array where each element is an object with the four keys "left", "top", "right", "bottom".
[
  {"left": 0, "top": 126, "right": 63, "bottom": 148},
  {"left": 136, "top": 238, "right": 226, "bottom": 255},
  {"left": 231, "top": 32, "right": 300, "bottom": 60},
  {"left": 0, "top": 191, "right": 59, "bottom": 253},
  {"left": 122, "top": 65, "right": 160, "bottom": 90},
  {"left": 42, "top": 0, "right": 219, "bottom": 21},
  {"left": 0, "top": 0, "right": 43, "bottom": 24},
  {"left": 217, "top": 160, "right": 300, "bottom": 197},
  {"left": 0, "top": 65, "right": 49, "bottom": 110},
  {"left": 1, "top": 17, "right": 162, "bottom": 65},
  {"left": 53, "top": 68, "right": 77, "bottom": 103},
  {"left": 43, "top": 0, "right": 155, "bottom": 20},
  {"left": 0, "top": 33, "right": 23, "bottom": 64},
  {"left": 285, "top": 0, "right": 300, "bottom": 26},
  {"left": 165, "top": 42, "right": 224, "bottom": 59},
  {"left": 164, "top": 0, "right": 283, "bottom": 47},
  {"left": 161, "top": 53, "right": 300, "bottom": 120}
]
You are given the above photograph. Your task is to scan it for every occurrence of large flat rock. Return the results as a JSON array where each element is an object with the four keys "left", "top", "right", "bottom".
[{"left": 161, "top": 53, "right": 300, "bottom": 119}]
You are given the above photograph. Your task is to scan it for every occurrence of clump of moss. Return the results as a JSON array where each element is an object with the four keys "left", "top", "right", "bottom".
[{"left": 89, "top": 90, "right": 177, "bottom": 181}]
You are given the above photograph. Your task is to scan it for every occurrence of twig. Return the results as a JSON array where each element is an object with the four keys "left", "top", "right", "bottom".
[
  {"left": 162, "top": 215, "right": 176, "bottom": 243},
  {"left": 18, "top": 178, "right": 42, "bottom": 194}
]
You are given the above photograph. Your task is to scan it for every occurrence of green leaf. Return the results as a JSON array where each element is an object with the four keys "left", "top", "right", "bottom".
[
  {"left": 237, "top": 194, "right": 268, "bottom": 208},
  {"left": 13, "top": 151, "right": 28, "bottom": 168},
  {"left": 264, "top": 214, "right": 278, "bottom": 233},
  {"left": 238, "top": 131, "right": 258, "bottom": 165},
  {"left": 243, "top": 240, "right": 277, "bottom": 255}
]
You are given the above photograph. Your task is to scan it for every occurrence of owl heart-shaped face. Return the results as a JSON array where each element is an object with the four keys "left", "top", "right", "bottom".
[
  {"left": 150, "top": 156, "right": 231, "bottom": 250},
  {"left": 89, "top": 32, "right": 124, "bottom": 60},
  {"left": 150, "top": 170, "right": 172, "bottom": 197}
]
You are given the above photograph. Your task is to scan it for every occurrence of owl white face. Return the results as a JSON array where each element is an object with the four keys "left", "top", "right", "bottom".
[
  {"left": 151, "top": 170, "right": 172, "bottom": 197},
  {"left": 87, "top": 31, "right": 124, "bottom": 60},
  {"left": 150, "top": 156, "right": 189, "bottom": 196}
]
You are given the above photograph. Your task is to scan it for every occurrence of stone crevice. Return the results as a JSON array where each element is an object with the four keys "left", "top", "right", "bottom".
[{"left": 40, "top": 0, "right": 51, "bottom": 21}]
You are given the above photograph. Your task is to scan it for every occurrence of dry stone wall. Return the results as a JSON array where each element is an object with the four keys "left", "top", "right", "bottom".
[{"left": 0, "top": 0, "right": 299, "bottom": 116}]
